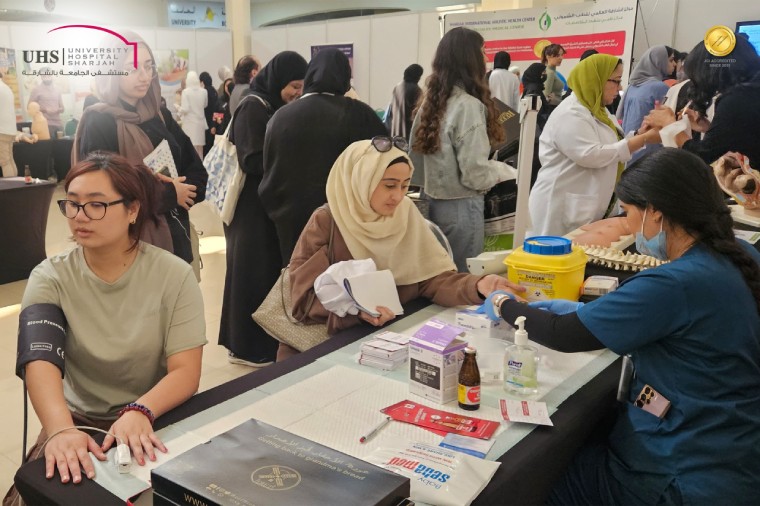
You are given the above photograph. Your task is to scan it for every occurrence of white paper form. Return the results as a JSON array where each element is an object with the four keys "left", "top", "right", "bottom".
[
  {"left": 187, "top": 365, "right": 386, "bottom": 444},
  {"left": 500, "top": 399, "right": 554, "bottom": 426},
  {"left": 344, "top": 269, "right": 404, "bottom": 316}
]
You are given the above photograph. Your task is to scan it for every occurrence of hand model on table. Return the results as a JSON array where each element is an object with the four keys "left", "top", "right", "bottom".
[{"left": 572, "top": 216, "right": 632, "bottom": 247}]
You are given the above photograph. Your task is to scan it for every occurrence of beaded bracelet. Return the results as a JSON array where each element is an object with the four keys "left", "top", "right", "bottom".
[{"left": 117, "top": 402, "right": 156, "bottom": 426}]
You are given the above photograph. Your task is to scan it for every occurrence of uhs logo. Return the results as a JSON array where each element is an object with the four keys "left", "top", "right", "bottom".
[{"left": 22, "top": 50, "right": 60, "bottom": 64}]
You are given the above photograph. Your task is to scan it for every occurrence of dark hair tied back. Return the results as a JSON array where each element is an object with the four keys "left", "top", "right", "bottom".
[
  {"left": 684, "top": 36, "right": 760, "bottom": 116},
  {"left": 616, "top": 148, "right": 760, "bottom": 314}
]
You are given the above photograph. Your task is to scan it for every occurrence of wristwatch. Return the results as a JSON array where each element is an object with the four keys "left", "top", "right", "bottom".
[{"left": 491, "top": 293, "right": 513, "bottom": 316}]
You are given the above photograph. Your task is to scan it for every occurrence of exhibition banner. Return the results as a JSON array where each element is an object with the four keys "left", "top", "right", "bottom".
[{"left": 444, "top": 0, "right": 637, "bottom": 82}]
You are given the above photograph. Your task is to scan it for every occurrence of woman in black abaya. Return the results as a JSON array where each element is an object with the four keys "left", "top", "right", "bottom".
[{"left": 219, "top": 51, "right": 308, "bottom": 366}]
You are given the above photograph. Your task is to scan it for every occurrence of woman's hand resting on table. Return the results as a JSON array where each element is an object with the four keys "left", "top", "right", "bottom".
[
  {"left": 477, "top": 274, "right": 526, "bottom": 300},
  {"left": 103, "top": 411, "right": 167, "bottom": 467},
  {"left": 359, "top": 306, "right": 396, "bottom": 327},
  {"left": 44, "top": 429, "right": 107, "bottom": 484}
]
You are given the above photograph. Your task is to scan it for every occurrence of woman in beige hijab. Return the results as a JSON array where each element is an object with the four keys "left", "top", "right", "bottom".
[{"left": 284, "top": 137, "right": 524, "bottom": 360}]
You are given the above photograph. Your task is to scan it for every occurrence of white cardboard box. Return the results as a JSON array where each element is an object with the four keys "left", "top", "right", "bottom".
[
  {"left": 409, "top": 318, "right": 467, "bottom": 404},
  {"left": 582, "top": 276, "right": 619, "bottom": 296},
  {"left": 455, "top": 305, "right": 512, "bottom": 340}
]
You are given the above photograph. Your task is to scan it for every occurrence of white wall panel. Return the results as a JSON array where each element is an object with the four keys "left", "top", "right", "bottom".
[
  {"left": 195, "top": 30, "right": 233, "bottom": 80},
  {"left": 287, "top": 22, "right": 327, "bottom": 63},
  {"left": 369, "top": 13, "right": 421, "bottom": 111},
  {"left": 252, "top": 26, "right": 288, "bottom": 66}
]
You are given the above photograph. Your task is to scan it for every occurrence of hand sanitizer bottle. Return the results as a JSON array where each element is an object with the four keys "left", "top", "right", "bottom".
[{"left": 503, "top": 316, "right": 539, "bottom": 396}]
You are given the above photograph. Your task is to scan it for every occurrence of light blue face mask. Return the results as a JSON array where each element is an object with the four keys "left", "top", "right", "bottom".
[{"left": 635, "top": 208, "right": 668, "bottom": 260}]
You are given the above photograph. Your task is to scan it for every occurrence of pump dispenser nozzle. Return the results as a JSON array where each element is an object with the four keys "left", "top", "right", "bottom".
[{"left": 514, "top": 316, "right": 528, "bottom": 346}]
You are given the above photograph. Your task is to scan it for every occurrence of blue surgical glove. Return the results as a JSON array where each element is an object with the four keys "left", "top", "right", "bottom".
[
  {"left": 476, "top": 290, "right": 513, "bottom": 321},
  {"left": 528, "top": 299, "right": 584, "bottom": 315}
]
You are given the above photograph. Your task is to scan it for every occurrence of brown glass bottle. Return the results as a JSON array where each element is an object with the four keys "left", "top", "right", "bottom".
[{"left": 457, "top": 347, "right": 481, "bottom": 411}]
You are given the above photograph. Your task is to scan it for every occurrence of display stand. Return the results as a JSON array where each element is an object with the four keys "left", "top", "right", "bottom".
[{"left": 512, "top": 94, "right": 541, "bottom": 248}]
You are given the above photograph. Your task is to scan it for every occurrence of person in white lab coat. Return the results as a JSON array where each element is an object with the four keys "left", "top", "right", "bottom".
[
  {"left": 528, "top": 54, "right": 660, "bottom": 237},
  {"left": 179, "top": 71, "right": 208, "bottom": 158},
  {"left": 489, "top": 51, "right": 520, "bottom": 111}
]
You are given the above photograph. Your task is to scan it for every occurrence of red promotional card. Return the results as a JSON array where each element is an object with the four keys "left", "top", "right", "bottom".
[{"left": 381, "top": 400, "right": 500, "bottom": 440}]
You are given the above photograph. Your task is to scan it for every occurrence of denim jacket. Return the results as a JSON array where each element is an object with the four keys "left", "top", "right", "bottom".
[{"left": 409, "top": 86, "right": 515, "bottom": 199}]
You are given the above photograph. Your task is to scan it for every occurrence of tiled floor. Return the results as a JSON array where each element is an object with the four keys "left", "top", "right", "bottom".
[{"left": 0, "top": 184, "right": 253, "bottom": 494}]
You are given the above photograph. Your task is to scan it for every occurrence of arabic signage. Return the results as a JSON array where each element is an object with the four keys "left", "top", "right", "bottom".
[
  {"left": 445, "top": 0, "right": 637, "bottom": 82},
  {"left": 168, "top": 2, "right": 226, "bottom": 28}
]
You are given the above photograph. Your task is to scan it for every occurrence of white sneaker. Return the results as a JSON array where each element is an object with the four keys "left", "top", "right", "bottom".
[{"left": 227, "top": 351, "right": 273, "bottom": 368}]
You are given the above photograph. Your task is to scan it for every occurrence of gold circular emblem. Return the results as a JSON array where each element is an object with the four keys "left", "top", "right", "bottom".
[
  {"left": 704, "top": 25, "right": 736, "bottom": 57},
  {"left": 251, "top": 465, "right": 301, "bottom": 491},
  {"left": 533, "top": 39, "right": 552, "bottom": 59}
]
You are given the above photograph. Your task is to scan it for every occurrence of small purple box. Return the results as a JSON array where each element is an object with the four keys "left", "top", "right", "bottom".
[{"left": 411, "top": 318, "right": 467, "bottom": 353}]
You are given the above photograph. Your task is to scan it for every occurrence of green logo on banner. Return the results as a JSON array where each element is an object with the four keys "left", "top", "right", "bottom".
[{"left": 539, "top": 11, "right": 551, "bottom": 31}]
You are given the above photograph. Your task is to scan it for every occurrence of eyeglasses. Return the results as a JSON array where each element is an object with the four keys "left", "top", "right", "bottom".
[
  {"left": 124, "top": 62, "right": 157, "bottom": 78},
  {"left": 608, "top": 78, "right": 623, "bottom": 86},
  {"left": 57, "top": 199, "right": 126, "bottom": 220},
  {"left": 371, "top": 136, "right": 409, "bottom": 153}
]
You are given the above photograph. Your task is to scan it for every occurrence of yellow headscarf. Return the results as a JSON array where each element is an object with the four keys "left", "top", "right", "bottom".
[
  {"left": 567, "top": 53, "right": 624, "bottom": 185},
  {"left": 326, "top": 140, "right": 457, "bottom": 285},
  {"left": 567, "top": 54, "right": 621, "bottom": 137}
]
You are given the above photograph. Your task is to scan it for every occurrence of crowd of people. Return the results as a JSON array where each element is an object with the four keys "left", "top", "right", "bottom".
[{"left": 7, "top": 22, "right": 760, "bottom": 506}]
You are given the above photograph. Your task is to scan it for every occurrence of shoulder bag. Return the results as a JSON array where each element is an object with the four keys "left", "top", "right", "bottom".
[
  {"left": 203, "top": 95, "right": 270, "bottom": 225},
  {"left": 252, "top": 218, "right": 335, "bottom": 352}
]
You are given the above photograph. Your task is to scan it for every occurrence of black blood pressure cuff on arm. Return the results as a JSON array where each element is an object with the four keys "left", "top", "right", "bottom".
[{"left": 16, "top": 304, "right": 67, "bottom": 380}]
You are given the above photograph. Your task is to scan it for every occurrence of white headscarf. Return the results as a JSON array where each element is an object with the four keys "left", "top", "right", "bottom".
[
  {"left": 185, "top": 71, "right": 201, "bottom": 89},
  {"left": 326, "top": 140, "right": 456, "bottom": 285}
]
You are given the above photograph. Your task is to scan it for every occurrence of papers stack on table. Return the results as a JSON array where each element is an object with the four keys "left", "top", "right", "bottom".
[{"left": 359, "top": 331, "right": 410, "bottom": 371}]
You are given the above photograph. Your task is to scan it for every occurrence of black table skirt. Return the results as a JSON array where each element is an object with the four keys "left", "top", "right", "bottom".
[
  {"left": 12, "top": 138, "right": 74, "bottom": 180},
  {"left": 0, "top": 179, "right": 56, "bottom": 285},
  {"left": 14, "top": 298, "right": 619, "bottom": 505}
]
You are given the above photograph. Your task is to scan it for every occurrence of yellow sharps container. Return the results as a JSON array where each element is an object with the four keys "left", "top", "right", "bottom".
[{"left": 505, "top": 236, "right": 587, "bottom": 302}]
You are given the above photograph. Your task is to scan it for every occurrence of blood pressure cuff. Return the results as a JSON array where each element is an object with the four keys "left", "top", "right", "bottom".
[{"left": 16, "top": 304, "right": 67, "bottom": 380}]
